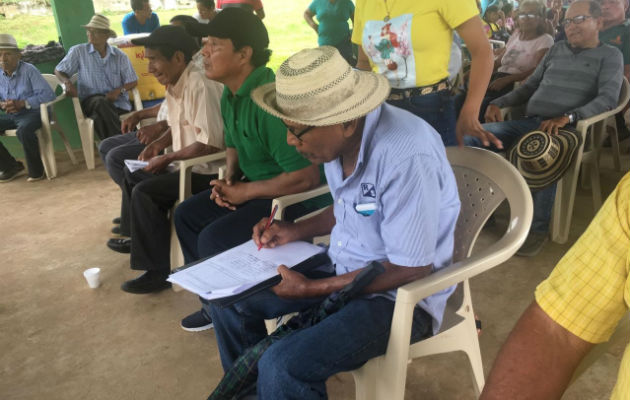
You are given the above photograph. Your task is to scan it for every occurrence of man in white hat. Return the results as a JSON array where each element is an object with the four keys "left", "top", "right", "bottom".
[
  {"left": 54, "top": 14, "right": 138, "bottom": 140},
  {"left": 206, "top": 45, "right": 461, "bottom": 399},
  {"left": 0, "top": 33, "right": 55, "bottom": 182}
]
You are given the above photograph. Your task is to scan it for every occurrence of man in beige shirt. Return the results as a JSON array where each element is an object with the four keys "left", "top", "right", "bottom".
[{"left": 105, "top": 25, "right": 225, "bottom": 294}]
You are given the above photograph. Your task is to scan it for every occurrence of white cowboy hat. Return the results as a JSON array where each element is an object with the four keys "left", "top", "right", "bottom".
[
  {"left": 82, "top": 14, "right": 117, "bottom": 38},
  {"left": 0, "top": 34, "right": 21, "bottom": 51},
  {"left": 251, "top": 46, "right": 390, "bottom": 126},
  {"left": 507, "top": 128, "right": 582, "bottom": 190}
]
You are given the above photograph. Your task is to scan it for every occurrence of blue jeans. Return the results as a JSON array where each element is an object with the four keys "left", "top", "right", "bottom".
[
  {"left": 464, "top": 117, "right": 557, "bottom": 233},
  {"left": 387, "top": 90, "right": 457, "bottom": 147},
  {"left": 0, "top": 110, "right": 44, "bottom": 177},
  {"left": 208, "top": 288, "right": 433, "bottom": 399}
]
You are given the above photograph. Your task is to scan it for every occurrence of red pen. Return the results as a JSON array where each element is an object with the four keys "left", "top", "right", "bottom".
[{"left": 258, "top": 204, "right": 279, "bottom": 251}]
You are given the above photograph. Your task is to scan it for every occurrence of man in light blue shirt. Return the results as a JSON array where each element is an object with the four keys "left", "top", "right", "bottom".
[
  {"left": 0, "top": 34, "right": 55, "bottom": 182},
  {"left": 206, "top": 46, "right": 460, "bottom": 399},
  {"left": 122, "top": 0, "right": 160, "bottom": 34},
  {"left": 55, "top": 14, "right": 138, "bottom": 140}
]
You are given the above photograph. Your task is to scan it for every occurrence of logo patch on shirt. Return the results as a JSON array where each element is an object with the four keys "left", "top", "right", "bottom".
[{"left": 361, "top": 183, "right": 376, "bottom": 198}]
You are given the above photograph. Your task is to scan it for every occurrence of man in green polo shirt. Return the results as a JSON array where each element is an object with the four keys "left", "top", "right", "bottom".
[
  {"left": 599, "top": 0, "right": 630, "bottom": 80},
  {"left": 174, "top": 8, "right": 326, "bottom": 332}
]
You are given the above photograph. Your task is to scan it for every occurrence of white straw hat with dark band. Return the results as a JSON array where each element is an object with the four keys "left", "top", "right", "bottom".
[
  {"left": 0, "top": 34, "right": 21, "bottom": 51},
  {"left": 507, "top": 128, "right": 581, "bottom": 190},
  {"left": 82, "top": 14, "right": 117, "bottom": 38},
  {"left": 251, "top": 46, "right": 391, "bottom": 126}
]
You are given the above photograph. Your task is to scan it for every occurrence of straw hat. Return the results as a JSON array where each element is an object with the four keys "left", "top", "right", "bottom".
[
  {"left": 507, "top": 128, "right": 582, "bottom": 190},
  {"left": 0, "top": 34, "right": 21, "bottom": 51},
  {"left": 251, "top": 46, "right": 390, "bottom": 126},
  {"left": 82, "top": 14, "right": 117, "bottom": 38}
]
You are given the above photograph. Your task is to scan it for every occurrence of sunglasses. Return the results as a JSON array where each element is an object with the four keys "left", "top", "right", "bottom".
[
  {"left": 282, "top": 121, "right": 316, "bottom": 141},
  {"left": 562, "top": 15, "right": 593, "bottom": 27}
]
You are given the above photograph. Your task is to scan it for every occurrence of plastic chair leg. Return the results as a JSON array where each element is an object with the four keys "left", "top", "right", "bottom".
[
  {"left": 79, "top": 120, "right": 95, "bottom": 170},
  {"left": 56, "top": 129, "right": 78, "bottom": 165},
  {"left": 35, "top": 129, "right": 56, "bottom": 179},
  {"left": 551, "top": 149, "right": 584, "bottom": 244}
]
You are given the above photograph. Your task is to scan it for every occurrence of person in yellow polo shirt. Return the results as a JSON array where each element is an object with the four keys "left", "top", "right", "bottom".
[
  {"left": 480, "top": 173, "right": 630, "bottom": 400},
  {"left": 353, "top": 0, "right": 496, "bottom": 148}
]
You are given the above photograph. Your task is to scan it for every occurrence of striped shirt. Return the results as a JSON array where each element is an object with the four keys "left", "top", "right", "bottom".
[
  {"left": 0, "top": 61, "right": 55, "bottom": 111},
  {"left": 55, "top": 43, "right": 138, "bottom": 111},
  {"left": 491, "top": 40, "right": 623, "bottom": 120},
  {"left": 325, "top": 103, "right": 461, "bottom": 334},
  {"left": 536, "top": 173, "right": 630, "bottom": 400}
]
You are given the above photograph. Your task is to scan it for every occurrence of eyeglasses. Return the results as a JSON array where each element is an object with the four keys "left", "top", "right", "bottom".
[
  {"left": 517, "top": 13, "right": 539, "bottom": 20},
  {"left": 282, "top": 121, "right": 315, "bottom": 141},
  {"left": 562, "top": 15, "right": 593, "bottom": 27}
]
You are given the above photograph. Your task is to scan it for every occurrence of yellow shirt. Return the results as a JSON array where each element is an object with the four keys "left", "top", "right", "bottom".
[
  {"left": 536, "top": 173, "right": 630, "bottom": 400},
  {"left": 351, "top": 0, "right": 478, "bottom": 88}
]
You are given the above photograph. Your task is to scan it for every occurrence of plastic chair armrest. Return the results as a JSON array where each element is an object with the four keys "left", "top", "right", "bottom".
[
  {"left": 271, "top": 184, "right": 331, "bottom": 220},
  {"left": 131, "top": 87, "right": 143, "bottom": 111},
  {"left": 178, "top": 151, "right": 226, "bottom": 201}
]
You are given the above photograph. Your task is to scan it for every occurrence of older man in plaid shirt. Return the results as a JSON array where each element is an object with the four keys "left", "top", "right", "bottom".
[{"left": 55, "top": 14, "right": 137, "bottom": 140}]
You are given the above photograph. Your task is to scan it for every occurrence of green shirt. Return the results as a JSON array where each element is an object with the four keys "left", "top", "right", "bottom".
[
  {"left": 221, "top": 66, "right": 331, "bottom": 210},
  {"left": 599, "top": 20, "right": 630, "bottom": 65},
  {"left": 221, "top": 66, "right": 312, "bottom": 181},
  {"left": 308, "top": 0, "right": 355, "bottom": 47}
]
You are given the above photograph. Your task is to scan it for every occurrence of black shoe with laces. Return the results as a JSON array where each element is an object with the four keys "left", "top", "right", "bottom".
[{"left": 107, "top": 238, "right": 131, "bottom": 253}]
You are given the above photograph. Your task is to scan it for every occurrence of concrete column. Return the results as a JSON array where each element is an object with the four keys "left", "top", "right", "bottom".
[{"left": 50, "top": 0, "right": 95, "bottom": 51}]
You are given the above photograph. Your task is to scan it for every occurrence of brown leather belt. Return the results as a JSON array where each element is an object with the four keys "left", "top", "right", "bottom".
[{"left": 387, "top": 79, "right": 451, "bottom": 101}]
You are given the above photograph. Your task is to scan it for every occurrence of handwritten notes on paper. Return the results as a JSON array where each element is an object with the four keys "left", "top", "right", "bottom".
[{"left": 168, "top": 240, "right": 325, "bottom": 300}]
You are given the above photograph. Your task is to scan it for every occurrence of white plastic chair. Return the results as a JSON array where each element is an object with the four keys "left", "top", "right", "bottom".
[
  {"left": 351, "top": 146, "right": 533, "bottom": 399},
  {"left": 169, "top": 151, "right": 228, "bottom": 276},
  {"left": 580, "top": 77, "right": 630, "bottom": 210},
  {"left": 69, "top": 74, "right": 143, "bottom": 170},
  {"left": 4, "top": 74, "right": 76, "bottom": 179}
]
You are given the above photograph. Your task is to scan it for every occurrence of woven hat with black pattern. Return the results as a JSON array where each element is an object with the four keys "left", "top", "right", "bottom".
[
  {"left": 507, "top": 128, "right": 582, "bottom": 190},
  {"left": 251, "top": 46, "right": 390, "bottom": 126}
]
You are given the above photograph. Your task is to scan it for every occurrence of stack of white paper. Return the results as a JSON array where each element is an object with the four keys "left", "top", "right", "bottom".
[
  {"left": 124, "top": 159, "right": 177, "bottom": 173},
  {"left": 168, "top": 240, "right": 325, "bottom": 300}
]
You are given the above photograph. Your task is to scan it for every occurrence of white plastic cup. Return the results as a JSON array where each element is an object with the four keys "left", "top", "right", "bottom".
[{"left": 83, "top": 268, "right": 101, "bottom": 289}]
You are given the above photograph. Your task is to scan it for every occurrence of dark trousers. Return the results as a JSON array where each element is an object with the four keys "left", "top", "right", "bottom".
[
  {"left": 0, "top": 110, "right": 44, "bottom": 177},
  {"left": 387, "top": 89, "right": 457, "bottom": 147},
  {"left": 174, "top": 190, "right": 309, "bottom": 263},
  {"left": 122, "top": 168, "right": 215, "bottom": 272},
  {"left": 98, "top": 132, "right": 145, "bottom": 187},
  {"left": 81, "top": 95, "right": 126, "bottom": 140}
]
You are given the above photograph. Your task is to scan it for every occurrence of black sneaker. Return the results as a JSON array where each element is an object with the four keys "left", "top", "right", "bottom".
[
  {"left": 107, "top": 238, "right": 131, "bottom": 253},
  {"left": 121, "top": 271, "right": 171, "bottom": 294},
  {"left": 0, "top": 162, "right": 25, "bottom": 183},
  {"left": 181, "top": 309, "right": 214, "bottom": 332},
  {"left": 112, "top": 217, "right": 121, "bottom": 225}
]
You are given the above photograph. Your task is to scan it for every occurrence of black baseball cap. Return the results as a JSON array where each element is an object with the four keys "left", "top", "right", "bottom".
[
  {"left": 189, "top": 7, "right": 269, "bottom": 50},
  {"left": 131, "top": 25, "right": 199, "bottom": 57}
]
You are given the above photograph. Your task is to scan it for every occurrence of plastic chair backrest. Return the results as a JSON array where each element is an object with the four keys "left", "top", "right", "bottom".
[
  {"left": 447, "top": 150, "right": 509, "bottom": 263},
  {"left": 618, "top": 77, "right": 629, "bottom": 110},
  {"left": 42, "top": 74, "right": 61, "bottom": 92}
]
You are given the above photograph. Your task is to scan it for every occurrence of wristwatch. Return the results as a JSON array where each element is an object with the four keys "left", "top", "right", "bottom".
[
  {"left": 564, "top": 112, "right": 577, "bottom": 124},
  {"left": 120, "top": 87, "right": 127, "bottom": 94}
]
